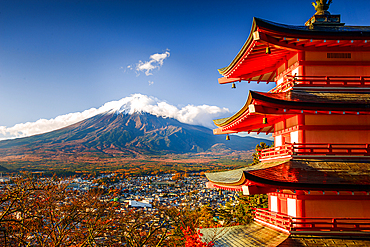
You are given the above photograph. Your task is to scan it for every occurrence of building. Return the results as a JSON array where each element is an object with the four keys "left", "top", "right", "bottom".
[
  {"left": 203, "top": 1, "right": 370, "bottom": 246},
  {"left": 128, "top": 200, "right": 152, "bottom": 208}
]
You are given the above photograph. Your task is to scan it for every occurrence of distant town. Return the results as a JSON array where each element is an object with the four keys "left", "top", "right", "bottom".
[
  {"left": 0, "top": 172, "right": 243, "bottom": 246},
  {"left": 67, "top": 172, "right": 236, "bottom": 210}
]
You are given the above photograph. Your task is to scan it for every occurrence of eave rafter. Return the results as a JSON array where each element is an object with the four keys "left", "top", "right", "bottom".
[
  {"left": 214, "top": 92, "right": 370, "bottom": 136},
  {"left": 299, "top": 39, "right": 318, "bottom": 46},
  {"left": 250, "top": 97, "right": 370, "bottom": 115},
  {"left": 326, "top": 41, "right": 344, "bottom": 47},
  {"left": 254, "top": 31, "right": 370, "bottom": 52},
  {"left": 222, "top": 114, "right": 286, "bottom": 134},
  {"left": 221, "top": 49, "right": 295, "bottom": 84},
  {"left": 266, "top": 126, "right": 274, "bottom": 135},
  {"left": 237, "top": 66, "right": 278, "bottom": 82},
  {"left": 248, "top": 49, "right": 290, "bottom": 59}
]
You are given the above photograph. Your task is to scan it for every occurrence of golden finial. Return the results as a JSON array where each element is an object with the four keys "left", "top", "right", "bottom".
[{"left": 312, "top": 0, "right": 333, "bottom": 15}]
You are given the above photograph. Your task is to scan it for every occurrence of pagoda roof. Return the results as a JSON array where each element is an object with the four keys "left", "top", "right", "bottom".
[
  {"left": 219, "top": 18, "right": 370, "bottom": 84},
  {"left": 200, "top": 222, "right": 370, "bottom": 246},
  {"left": 199, "top": 222, "right": 288, "bottom": 246},
  {"left": 251, "top": 90, "right": 370, "bottom": 108},
  {"left": 213, "top": 90, "right": 370, "bottom": 134},
  {"left": 206, "top": 161, "right": 286, "bottom": 185},
  {"left": 251, "top": 18, "right": 370, "bottom": 38},
  {"left": 205, "top": 159, "right": 370, "bottom": 190}
]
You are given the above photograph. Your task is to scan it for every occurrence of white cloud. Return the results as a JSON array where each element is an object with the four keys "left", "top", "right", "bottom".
[
  {"left": 0, "top": 108, "right": 102, "bottom": 140},
  {"left": 136, "top": 51, "right": 170, "bottom": 76},
  {"left": 148, "top": 81, "right": 154, "bottom": 85},
  {"left": 0, "top": 94, "right": 230, "bottom": 140}
]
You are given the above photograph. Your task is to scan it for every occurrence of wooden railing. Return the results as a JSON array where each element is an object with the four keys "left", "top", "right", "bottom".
[
  {"left": 291, "top": 218, "right": 370, "bottom": 232},
  {"left": 259, "top": 143, "right": 370, "bottom": 161},
  {"left": 254, "top": 208, "right": 292, "bottom": 231},
  {"left": 259, "top": 144, "right": 294, "bottom": 160},
  {"left": 269, "top": 80, "right": 294, "bottom": 93},
  {"left": 254, "top": 208, "right": 370, "bottom": 234},
  {"left": 269, "top": 75, "right": 370, "bottom": 93}
]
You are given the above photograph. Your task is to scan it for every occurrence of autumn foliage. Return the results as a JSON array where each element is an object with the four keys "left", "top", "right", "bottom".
[
  {"left": 181, "top": 226, "right": 214, "bottom": 247},
  {"left": 0, "top": 174, "right": 215, "bottom": 246}
]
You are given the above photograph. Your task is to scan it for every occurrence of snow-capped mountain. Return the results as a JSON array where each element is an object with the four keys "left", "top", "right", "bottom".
[
  {"left": 0, "top": 95, "right": 272, "bottom": 172},
  {"left": 0, "top": 111, "right": 269, "bottom": 156},
  {"left": 0, "top": 94, "right": 230, "bottom": 140}
]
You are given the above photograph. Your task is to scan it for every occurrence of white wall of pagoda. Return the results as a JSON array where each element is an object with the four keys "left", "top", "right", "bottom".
[
  {"left": 268, "top": 191, "right": 370, "bottom": 218},
  {"left": 275, "top": 53, "right": 301, "bottom": 87},
  {"left": 273, "top": 115, "right": 304, "bottom": 146},
  {"left": 273, "top": 114, "right": 370, "bottom": 146}
]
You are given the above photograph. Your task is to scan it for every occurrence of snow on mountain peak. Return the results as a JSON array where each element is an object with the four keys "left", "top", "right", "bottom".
[
  {"left": 0, "top": 94, "right": 230, "bottom": 140},
  {"left": 94, "top": 94, "right": 231, "bottom": 128},
  {"left": 100, "top": 94, "right": 177, "bottom": 116}
]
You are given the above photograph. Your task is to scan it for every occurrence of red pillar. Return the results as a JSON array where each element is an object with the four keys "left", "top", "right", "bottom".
[
  {"left": 298, "top": 51, "right": 305, "bottom": 77},
  {"left": 298, "top": 114, "right": 305, "bottom": 144}
]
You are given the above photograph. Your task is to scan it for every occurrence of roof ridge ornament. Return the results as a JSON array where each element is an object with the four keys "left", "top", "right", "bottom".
[
  {"left": 312, "top": 0, "right": 332, "bottom": 15},
  {"left": 306, "top": 0, "right": 344, "bottom": 27}
]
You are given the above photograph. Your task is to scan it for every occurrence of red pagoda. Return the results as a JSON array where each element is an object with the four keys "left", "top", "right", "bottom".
[{"left": 204, "top": 1, "right": 370, "bottom": 244}]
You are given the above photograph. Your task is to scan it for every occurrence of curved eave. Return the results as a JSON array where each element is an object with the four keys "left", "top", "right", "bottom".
[
  {"left": 256, "top": 18, "right": 370, "bottom": 39},
  {"left": 206, "top": 160, "right": 370, "bottom": 191},
  {"left": 205, "top": 161, "right": 286, "bottom": 186},
  {"left": 213, "top": 91, "right": 254, "bottom": 127},
  {"left": 209, "top": 174, "right": 370, "bottom": 191},
  {"left": 218, "top": 17, "right": 370, "bottom": 82},
  {"left": 252, "top": 91, "right": 370, "bottom": 109},
  {"left": 213, "top": 90, "right": 370, "bottom": 135},
  {"left": 244, "top": 173, "right": 370, "bottom": 191},
  {"left": 218, "top": 18, "right": 258, "bottom": 77},
  {"left": 212, "top": 90, "right": 286, "bottom": 131},
  {"left": 205, "top": 167, "right": 247, "bottom": 186}
]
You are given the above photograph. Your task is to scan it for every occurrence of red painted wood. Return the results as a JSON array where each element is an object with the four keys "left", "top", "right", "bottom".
[
  {"left": 218, "top": 77, "right": 241, "bottom": 84},
  {"left": 256, "top": 32, "right": 370, "bottom": 52},
  {"left": 254, "top": 208, "right": 370, "bottom": 235},
  {"left": 259, "top": 143, "right": 370, "bottom": 161},
  {"left": 296, "top": 199, "right": 304, "bottom": 218},
  {"left": 270, "top": 75, "right": 370, "bottom": 93},
  {"left": 301, "top": 125, "right": 370, "bottom": 131},
  {"left": 269, "top": 192, "right": 370, "bottom": 201},
  {"left": 301, "top": 60, "right": 370, "bottom": 67}
]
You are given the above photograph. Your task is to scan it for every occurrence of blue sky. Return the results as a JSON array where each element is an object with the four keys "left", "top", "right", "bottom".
[{"left": 1, "top": 0, "right": 370, "bottom": 136}]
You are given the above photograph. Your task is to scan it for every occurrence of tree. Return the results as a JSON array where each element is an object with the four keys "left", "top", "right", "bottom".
[
  {"left": 0, "top": 174, "right": 216, "bottom": 246},
  {"left": 218, "top": 193, "right": 268, "bottom": 225},
  {"left": 252, "top": 142, "right": 271, "bottom": 164},
  {"left": 163, "top": 205, "right": 216, "bottom": 247},
  {"left": 108, "top": 206, "right": 171, "bottom": 247},
  {"left": 0, "top": 174, "right": 115, "bottom": 246}
]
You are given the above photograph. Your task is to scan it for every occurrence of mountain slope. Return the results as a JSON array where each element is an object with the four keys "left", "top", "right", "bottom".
[{"left": 0, "top": 112, "right": 270, "bottom": 157}]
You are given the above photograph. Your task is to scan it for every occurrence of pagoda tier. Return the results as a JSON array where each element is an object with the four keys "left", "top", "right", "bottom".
[
  {"left": 218, "top": 17, "right": 370, "bottom": 86},
  {"left": 213, "top": 90, "right": 370, "bottom": 138},
  {"left": 205, "top": 3, "right": 370, "bottom": 240},
  {"left": 206, "top": 159, "right": 370, "bottom": 198},
  {"left": 206, "top": 159, "right": 370, "bottom": 192}
]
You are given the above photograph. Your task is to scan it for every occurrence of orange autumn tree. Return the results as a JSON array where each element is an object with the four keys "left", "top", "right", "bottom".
[
  {"left": 0, "top": 174, "right": 114, "bottom": 246},
  {"left": 0, "top": 173, "right": 216, "bottom": 246}
]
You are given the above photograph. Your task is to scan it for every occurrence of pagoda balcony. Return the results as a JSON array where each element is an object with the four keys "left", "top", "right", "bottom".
[
  {"left": 258, "top": 143, "right": 370, "bottom": 162},
  {"left": 254, "top": 208, "right": 370, "bottom": 236},
  {"left": 269, "top": 76, "right": 370, "bottom": 93}
]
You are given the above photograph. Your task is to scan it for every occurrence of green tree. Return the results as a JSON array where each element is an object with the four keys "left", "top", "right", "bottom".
[
  {"left": 253, "top": 142, "right": 271, "bottom": 164},
  {"left": 218, "top": 193, "right": 268, "bottom": 225},
  {"left": 235, "top": 194, "right": 268, "bottom": 224}
]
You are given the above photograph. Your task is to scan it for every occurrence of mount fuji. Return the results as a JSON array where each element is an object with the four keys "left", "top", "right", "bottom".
[{"left": 0, "top": 95, "right": 271, "bottom": 172}]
